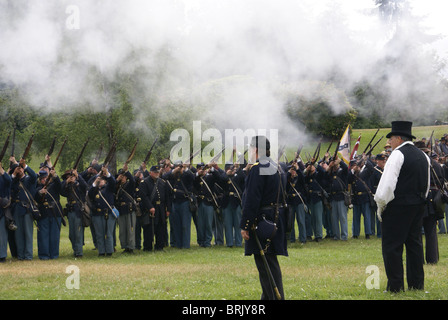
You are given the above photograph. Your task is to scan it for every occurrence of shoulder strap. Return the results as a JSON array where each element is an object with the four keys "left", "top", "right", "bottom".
[
  {"left": 19, "top": 181, "right": 39, "bottom": 210},
  {"left": 98, "top": 188, "right": 114, "bottom": 212},
  {"left": 180, "top": 176, "right": 194, "bottom": 201},
  {"left": 200, "top": 176, "right": 220, "bottom": 208},
  {"left": 289, "top": 182, "right": 306, "bottom": 205},
  {"left": 354, "top": 174, "right": 374, "bottom": 197},
  {"left": 228, "top": 177, "right": 242, "bottom": 203}
]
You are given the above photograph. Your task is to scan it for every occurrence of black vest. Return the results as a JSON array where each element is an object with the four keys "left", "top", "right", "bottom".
[{"left": 389, "top": 143, "right": 429, "bottom": 206}]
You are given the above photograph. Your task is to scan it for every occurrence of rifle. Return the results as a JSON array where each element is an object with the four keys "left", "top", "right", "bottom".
[
  {"left": 44, "top": 136, "right": 57, "bottom": 167},
  {"left": 52, "top": 137, "right": 67, "bottom": 170},
  {"left": 143, "top": 136, "right": 158, "bottom": 165},
  {"left": 310, "top": 138, "right": 322, "bottom": 165},
  {"left": 428, "top": 130, "right": 434, "bottom": 153},
  {"left": 0, "top": 132, "right": 11, "bottom": 163},
  {"left": 20, "top": 132, "right": 35, "bottom": 167},
  {"left": 277, "top": 144, "right": 286, "bottom": 163},
  {"left": 237, "top": 149, "right": 248, "bottom": 164},
  {"left": 102, "top": 140, "right": 117, "bottom": 170},
  {"left": 43, "top": 138, "right": 67, "bottom": 189},
  {"left": 182, "top": 148, "right": 202, "bottom": 166},
  {"left": 320, "top": 138, "right": 334, "bottom": 162},
  {"left": 366, "top": 136, "right": 384, "bottom": 156},
  {"left": 95, "top": 143, "right": 104, "bottom": 161},
  {"left": 332, "top": 141, "right": 341, "bottom": 161},
  {"left": 229, "top": 149, "right": 248, "bottom": 171},
  {"left": 362, "top": 128, "right": 379, "bottom": 154},
  {"left": 42, "top": 138, "right": 68, "bottom": 227},
  {"left": 47, "top": 136, "right": 57, "bottom": 157},
  {"left": 73, "top": 138, "right": 90, "bottom": 171},
  {"left": 201, "top": 146, "right": 227, "bottom": 170},
  {"left": 10, "top": 123, "right": 16, "bottom": 158},
  {"left": 125, "top": 140, "right": 138, "bottom": 165},
  {"left": 289, "top": 143, "right": 304, "bottom": 164}
]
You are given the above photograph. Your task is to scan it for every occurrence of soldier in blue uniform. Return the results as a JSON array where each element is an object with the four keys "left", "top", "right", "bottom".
[
  {"left": 88, "top": 166, "right": 116, "bottom": 256},
  {"left": 240, "top": 136, "right": 288, "bottom": 300},
  {"left": 9, "top": 157, "right": 37, "bottom": 260},
  {"left": 35, "top": 162, "right": 63, "bottom": 260},
  {"left": 61, "top": 169, "right": 89, "bottom": 258},
  {"left": 194, "top": 162, "right": 225, "bottom": 247},
  {"left": 133, "top": 165, "right": 150, "bottom": 250},
  {"left": 221, "top": 162, "right": 245, "bottom": 247},
  {"left": 327, "top": 156, "right": 349, "bottom": 240},
  {"left": 80, "top": 160, "right": 102, "bottom": 250},
  {"left": 348, "top": 156, "right": 374, "bottom": 239},
  {"left": 304, "top": 160, "right": 328, "bottom": 242},
  {"left": 162, "top": 161, "right": 195, "bottom": 249},
  {"left": 286, "top": 160, "right": 308, "bottom": 244},
  {"left": 0, "top": 163, "right": 12, "bottom": 262},
  {"left": 319, "top": 155, "right": 334, "bottom": 239},
  {"left": 139, "top": 165, "right": 172, "bottom": 251},
  {"left": 115, "top": 163, "right": 136, "bottom": 253}
]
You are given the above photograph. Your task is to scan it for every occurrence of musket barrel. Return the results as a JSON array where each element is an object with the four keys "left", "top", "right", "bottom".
[{"left": 0, "top": 132, "right": 11, "bottom": 163}]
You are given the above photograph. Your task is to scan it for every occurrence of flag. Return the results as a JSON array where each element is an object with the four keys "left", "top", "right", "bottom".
[
  {"left": 350, "top": 134, "right": 362, "bottom": 161},
  {"left": 338, "top": 125, "right": 351, "bottom": 165}
]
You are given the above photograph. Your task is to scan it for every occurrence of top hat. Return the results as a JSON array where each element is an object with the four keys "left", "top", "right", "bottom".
[{"left": 386, "top": 121, "right": 416, "bottom": 140}]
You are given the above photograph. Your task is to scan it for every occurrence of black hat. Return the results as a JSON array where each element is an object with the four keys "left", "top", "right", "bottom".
[
  {"left": 61, "top": 170, "right": 74, "bottom": 180},
  {"left": 40, "top": 162, "right": 51, "bottom": 169},
  {"left": 386, "top": 121, "right": 416, "bottom": 140},
  {"left": 8, "top": 163, "right": 19, "bottom": 175},
  {"left": 375, "top": 154, "right": 386, "bottom": 161},
  {"left": 38, "top": 170, "right": 49, "bottom": 178},
  {"left": 249, "top": 136, "right": 270, "bottom": 151},
  {"left": 414, "top": 140, "right": 430, "bottom": 152},
  {"left": 90, "top": 163, "right": 101, "bottom": 173},
  {"left": 173, "top": 160, "right": 183, "bottom": 166},
  {"left": 150, "top": 165, "right": 160, "bottom": 172},
  {"left": 196, "top": 162, "right": 205, "bottom": 169}
]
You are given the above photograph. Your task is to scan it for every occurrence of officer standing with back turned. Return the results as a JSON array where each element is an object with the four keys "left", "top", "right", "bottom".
[{"left": 240, "top": 135, "right": 288, "bottom": 300}]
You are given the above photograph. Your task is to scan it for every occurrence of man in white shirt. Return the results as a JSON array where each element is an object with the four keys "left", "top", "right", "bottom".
[{"left": 374, "top": 121, "right": 430, "bottom": 293}]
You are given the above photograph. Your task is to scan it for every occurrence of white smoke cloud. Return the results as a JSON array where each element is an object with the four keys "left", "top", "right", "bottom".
[{"left": 0, "top": 0, "right": 447, "bottom": 142}]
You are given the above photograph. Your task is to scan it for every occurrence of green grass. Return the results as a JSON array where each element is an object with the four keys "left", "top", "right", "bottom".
[{"left": 1, "top": 211, "right": 447, "bottom": 300}]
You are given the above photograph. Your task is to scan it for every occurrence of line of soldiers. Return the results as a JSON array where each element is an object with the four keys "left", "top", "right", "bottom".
[
  {"left": 0, "top": 149, "right": 248, "bottom": 261},
  {"left": 285, "top": 150, "right": 387, "bottom": 244},
  {"left": 1, "top": 139, "right": 446, "bottom": 262},
  {"left": 287, "top": 138, "right": 445, "bottom": 264}
]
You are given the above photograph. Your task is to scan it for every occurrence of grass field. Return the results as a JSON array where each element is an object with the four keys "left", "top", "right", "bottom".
[
  {"left": 1, "top": 125, "right": 448, "bottom": 301},
  {"left": 0, "top": 215, "right": 447, "bottom": 300}
]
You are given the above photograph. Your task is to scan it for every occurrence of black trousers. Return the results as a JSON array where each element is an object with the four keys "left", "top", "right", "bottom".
[
  {"left": 254, "top": 253, "right": 284, "bottom": 300},
  {"left": 422, "top": 214, "right": 439, "bottom": 264},
  {"left": 381, "top": 204, "right": 425, "bottom": 292}
]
